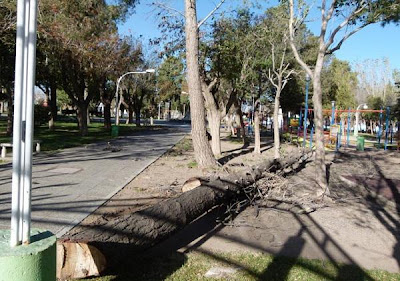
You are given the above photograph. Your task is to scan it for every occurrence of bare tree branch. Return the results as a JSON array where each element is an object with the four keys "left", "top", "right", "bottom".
[
  {"left": 288, "top": 0, "right": 313, "bottom": 78},
  {"left": 198, "top": 0, "right": 226, "bottom": 29},
  {"left": 326, "top": 22, "right": 370, "bottom": 54},
  {"left": 324, "top": 2, "right": 368, "bottom": 51},
  {"left": 152, "top": 1, "right": 185, "bottom": 18}
]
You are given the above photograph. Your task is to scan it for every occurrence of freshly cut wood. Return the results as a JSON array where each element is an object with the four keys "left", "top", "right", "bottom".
[
  {"left": 66, "top": 149, "right": 312, "bottom": 265},
  {"left": 56, "top": 241, "right": 106, "bottom": 280},
  {"left": 182, "top": 177, "right": 203, "bottom": 192}
]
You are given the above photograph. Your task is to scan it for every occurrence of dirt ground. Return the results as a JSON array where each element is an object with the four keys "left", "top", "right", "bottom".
[{"left": 65, "top": 130, "right": 400, "bottom": 273}]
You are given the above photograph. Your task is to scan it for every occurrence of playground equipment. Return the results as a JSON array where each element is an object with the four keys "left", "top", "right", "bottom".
[{"left": 294, "top": 101, "right": 397, "bottom": 151}]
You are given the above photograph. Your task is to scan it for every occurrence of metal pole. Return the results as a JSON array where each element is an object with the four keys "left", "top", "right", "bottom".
[
  {"left": 19, "top": 0, "right": 30, "bottom": 243},
  {"left": 114, "top": 77, "right": 121, "bottom": 126},
  {"left": 303, "top": 75, "right": 310, "bottom": 147},
  {"left": 11, "top": 0, "right": 38, "bottom": 247},
  {"left": 21, "top": 0, "right": 38, "bottom": 244},
  {"left": 331, "top": 101, "right": 335, "bottom": 125},
  {"left": 10, "top": 0, "right": 27, "bottom": 247}
]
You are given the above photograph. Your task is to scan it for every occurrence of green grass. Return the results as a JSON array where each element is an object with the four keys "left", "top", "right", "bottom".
[
  {"left": 81, "top": 252, "right": 400, "bottom": 281},
  {"left": 187, "top": 160, "right": 198, "bottom": 168},
  {"left": 0, "top": 120, "right": 148, "bottom": 152},
  {"left": 167, "top": 137, "right": 193, "bottom": 156}
]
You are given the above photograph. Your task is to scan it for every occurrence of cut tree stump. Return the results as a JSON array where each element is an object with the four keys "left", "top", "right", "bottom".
[
  {"left": 182, "top": 177, "right": 203, "bottom": 192},
  {"left": 56, "top": 241, "right": 106, "bottom": 280}
]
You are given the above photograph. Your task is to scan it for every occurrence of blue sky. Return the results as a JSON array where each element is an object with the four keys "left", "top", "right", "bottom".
[{"left": 118, "top": 0, "right": 400, "bottom": 70}]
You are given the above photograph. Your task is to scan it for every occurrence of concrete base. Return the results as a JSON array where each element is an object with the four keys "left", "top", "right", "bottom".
[{"left": 0, "top": 229, "right": 56, "bottom": 281}]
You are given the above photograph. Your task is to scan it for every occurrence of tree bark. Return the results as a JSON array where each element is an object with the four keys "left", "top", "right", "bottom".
[
  {"left": 208, "top": 110, "right": 221, "bottom": 155},
  {"left": 103, "top": 101, "right": 111, "bottom": 129},
  {"left": 135, "top": 108, "right": 141, "bottom": 126},
  {"left": 254, "top": 108, "right": 261, "bottom": 154},
  {"left": 202, "top": 79, "right": 222, "bottom": 156},
  {"left": 227, "top": 114, "right": 234, "bottom": 135},
  {"left": 76, "top": 102, "right": 89, "bottom": 136},
  {"left": 65, "top": 150, "right": 312, "bottom": 261},
  {"left": 49, "top": 79, "right": 57, "bottom": 131},
  {"left": 273, "top": 88, "right": 282, "bottom": 159},
  {"left": 185, "top": 0, "right": 216, "bottom": 167},
  {"left": 101, "top": 82, "right": 112, "bottom": 130},
  {"left": 128, "top": 104, "right": 134, "bottom": 124},
  {"left": 235, "top": 102, "right": 247, "bottom": 144},
  {"left": 312, "top": 53, "right": 329, "bottom": 196}
]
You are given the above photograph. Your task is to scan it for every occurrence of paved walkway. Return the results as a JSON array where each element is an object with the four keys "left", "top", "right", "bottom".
[{"left": 0, "top": 125, "right": 189, "bottom": 237}]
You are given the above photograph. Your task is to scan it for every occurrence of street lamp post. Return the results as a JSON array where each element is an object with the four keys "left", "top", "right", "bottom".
[
  {"left": 114, "top": 69, "right": 155, "bottom": 126},
  {"left": 354, "top": 103, "right": 367, "bottom": 137}
]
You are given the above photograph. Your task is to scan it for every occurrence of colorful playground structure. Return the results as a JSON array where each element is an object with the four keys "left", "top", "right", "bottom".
[{"left": 289, "top": 103, "right": 399, "bottom": 151}]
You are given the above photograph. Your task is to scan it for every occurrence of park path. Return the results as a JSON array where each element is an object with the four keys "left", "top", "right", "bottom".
[{"left": 0, "top": 125, "right": 189, "bottom": 237}]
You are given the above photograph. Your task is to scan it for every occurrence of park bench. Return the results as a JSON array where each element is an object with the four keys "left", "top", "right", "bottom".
[{"left": 1, "top": 140, "right": 42, "bottom": 159}]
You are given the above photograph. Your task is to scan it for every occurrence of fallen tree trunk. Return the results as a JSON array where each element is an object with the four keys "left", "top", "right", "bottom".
[
  {"left": 67, "top": 149, "right": 311, "bottom": 245},
  {"left": 61, "top": 149, "right": 312, "bottom": 277}
]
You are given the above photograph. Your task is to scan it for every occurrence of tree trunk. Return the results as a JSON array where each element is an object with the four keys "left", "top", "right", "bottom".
[
  {"left": 227, "top": 115, "right": 234, "bottom": 135},
  {"left": 185, "top": 0, "right": 216, "bottom": 167},
  {"left": 254, "top": 108, "right": 261, "bottom": 154},
  {"left": 49, "top": 81, "right": 57, "bottom": 131},
  {"left": 49, "top": 80, "right": 57, "bottom": 131},
  {"left": 87, "top": 108, "right": 90, "bottom": 126},
  {"left": 77, "top": 103, "right": 89, "bottom": 136},
  {"left": 312, "top": 54, "right": 329, "bottom": 196},
  {"left": 208, "top": 109, "right": 221, "bottom": 156},
  {"left": 116, "top": 97, "right": 122, "bottom": 126},
  {"left": 202, "top": 79, "right": 222, "bottom": 156},
  {"left": 128, "top": 104, "right": 134, "bottom": 124},
  {"left": 167, "top": 102, "right": 171, "bottom": 120},
  {"left": 103, "top": 101, "right": 111, "bottom": 129},
  {"left": 6, "top": 87, "right": 12, "bottom": 136},
  {"left": 236, "top": 104, "right": 247, "bottom": 144},
  {"left": 66, "top": 150, "right": 311, "bottom": 262},
  {"left": 273, "top": 90, "right": 281, "bottom": 159},
  {"left": 370, "top": 120, "right": 374, "bottom": 135},
  {"left": 135, "top": 108, "right": 141, "bottom": 127}
]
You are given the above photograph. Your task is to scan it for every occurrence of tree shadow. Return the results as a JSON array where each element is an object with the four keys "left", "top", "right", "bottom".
[
  {"left": 328, "top": 150, "right": 400, "bottom": 270},
  {"left": 218, "top": 141, "right": 273, "bottom": 165},
  {"left": 259, "top": 229, "right": 306, "bottom": 280}
]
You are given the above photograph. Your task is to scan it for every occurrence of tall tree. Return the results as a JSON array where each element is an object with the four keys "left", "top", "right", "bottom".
[
  {"left": 322, "top": 58, "right": 357, "bottom": 109},
  {"left": 185, "top": 0, "right": 217, "bottom": 166},
  {"left": 288, "top": 0, "right": 399, "bottom": 197},
  {"left": 354, "top": 58, "right": 398, "bottom": 106}
]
